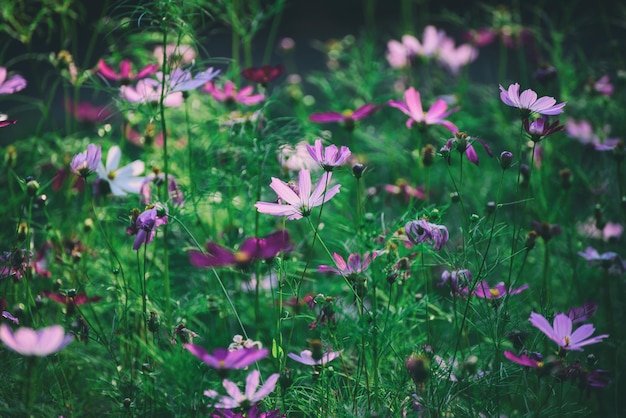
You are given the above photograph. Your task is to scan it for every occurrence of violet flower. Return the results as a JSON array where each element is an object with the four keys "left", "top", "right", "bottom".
[
  {"left": 439, "top": 269, "right": 472, "bottom": 295},
  {"left": 529, "top": 312, "right": 608, "bottom": 351},
  {"left": 188, "top": 230, "right": 290, "bottom": 268},
  {"left": 0, "top": 324, "right": 73, "bottom": 356},
  {"left": 203, "top": 81, "right": 265, "bottom": 106},
  {"left": 185, "top": 345, "right": 268, "bottom": 370},
  {"left": 440, "top": 132, "right": 492, "bottom": 166},
  {"left": 70, "top": 144, "right": 102, "bottom": 178},
  {"left": 405, "top": 219, "right": 449, "bottom": 251},
  {"left": 523, "top": 117, "right": 564, "bottom": 142},
  {"left": 463, "top": 280, "right": 529, "bottom": 299},
  {"left": 568, "top": 302, "right": 598, "bottom": 324},
  {"left": 309, "top": 103, "right": 379, "bottom": 131},
  {"left": 65, "top": 100, "right": 113, "bottom": 124},
  {"left": 241, "top": 64, "right": 285, "bottom": 85},
  {"left": 132, "top": 204, "right": 168, "bottom": 250},
  {"left": 204, "top": 370, "right": 279, "bottom": 409},
  {"left": 0, "top": 67, "right": 27, "bottom": 95},
  {"left": 96, "top": 59, "right": 158, "bottom": 84},
  {"left": 255, "top": 169, "right": 341, "bottom": 220},
  {"left": 388, "top": 87, "right": 459, "bottom": 133},
  {"left": 288, "top": 349, "right": 342, "bottom": 366},
  {"left": 578, "top": 247, "right": 626, "bottom": 274},
  {"left": 42, "top": 290, "right": 101, "bottom": 316},
  {"left": 0, "top": 249, "right": 31, "bottom": 281},
  {"left": 386, "top": 35, "right": 420, "bottom": 68},
  {"left": 1, "top": 298, "right": 18, "bottom": 324},
  {"left": 120, "top": 78, "right": 183, "bottom": 107},
  {"left": 565, "top": 118, "right": 620, "bottom": 151},
  {"left": 318, "top": 252, "right": 379, "bottom": 276},
  {"left": 499, "top": 83, "right": 566, "bottom": 116},
  {"left": 306, "top": 139, "right": 351, "bottom": 171},
  {"left": 158, "top": 68, "right": 220, "bottom": 93},
  {"left": 503, "top": 351, "right": 545, "bottom": 369}
]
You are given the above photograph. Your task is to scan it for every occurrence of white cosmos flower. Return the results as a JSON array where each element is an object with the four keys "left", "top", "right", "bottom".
[{"left": 96, "top": 145, "right": 145, "bottom": 196}]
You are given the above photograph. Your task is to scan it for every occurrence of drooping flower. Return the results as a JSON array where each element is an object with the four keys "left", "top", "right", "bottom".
[
  {"left": 255, "top": 169, "right": 341, "bottom": 220},
  {"left": 204, "top": 370, "right": 279, "bottom": 409},
  {"left": 388, "top": 87, "right": 459, "bottom": 133},
  {"left": 440, "top": 132, "right": 492, "bottom": 166},
  {"left": 439, "top": 269, "right": 472, "bottom": 295},
  {"left": 287, "top": 349, "right": 342, "bottom": 366},
  {"left": 203, "top": 81, "right": 265, "bottom": 106},
  {"left": 309, "top": 103, "right": 379, "bottom": 131},
  {"left": 95, "top": 145, "right": 146, "bottom": 196},
  {"left": 317, "top": 252, "right": 379, "bottom": 276},
  {"left": 0, "top": 67, "right": 27, "bottom": 94},
  {"left": 306, "top": 139, "right": 351, "bottom": 171},
  {"left": 503, "top": 350, "right": 546, "bottom": 369},
  {"left": 241, "top": 64, "right": 285, "bottom": 85},
  {"left": 120, "top": 78, "right": 183, "bottom": 107},
  {"left": 96, "top": 59, "right": 158, "bottom": 84},
  {"left": 0, "top": 324, "right": 73, "bottom": 356},
  {"left": 529, "top": 312, "right": 608, "bottom": 351},
  {"left": 405, "top": 219, "right": 449, "bottom": 251},
  {"left": 499, "top": 83, "right": 566, "bottom": 116},
  {"left": 463, "top": 280, "right": 529, "bottom": 299},
  {"left": 132, "top": 204, "right": 168, "bottom": 250},
  {"left": 42, "top": 290, "right": 101, "bottom": 316},
  {"left": 70, "top": 144, "right": 102, "bottom": 178},
  {"left": 140, "top": 171, "right": 184, "bottom": 206},
  {"left": 523, "top": 117, "right": 564, "bottom": 142},
  {"left": 188, "top": 230, "right": 290, "bottom": 268},
  {"left": 185, "top": 345, "right": 268, "bottom": 370}
]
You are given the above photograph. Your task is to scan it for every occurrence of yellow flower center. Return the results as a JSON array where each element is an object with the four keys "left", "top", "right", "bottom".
[
  {"left": 108, "top": 170, "right": 117, "bottom": 180},
  {"left": 564, "top": 336, "right": 571, "bottom": 347},
  {"left": 489, "top": 289, "right": 500, "bottom": 297},
  {"left": 342, "top": 109, "right": 354, "bottom": 118},
  {"left": 234, "top": 251, "right": 251, "bottom": 263}
]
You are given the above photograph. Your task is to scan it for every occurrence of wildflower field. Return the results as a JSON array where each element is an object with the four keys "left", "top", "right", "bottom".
[{"left": 1, "top": 0, "right": 625, "bottom": 416}]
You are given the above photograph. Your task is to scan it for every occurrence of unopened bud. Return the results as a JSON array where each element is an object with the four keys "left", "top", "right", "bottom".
[
  {"left": 450, "top": 192, "right": 460, "bottom": 203},
  {"left": 5, "top": 145, "right": 17, "bottom": 168},
  {"left": 17, "top": 222, "right": 28, "bottom": 241},
  {"left": 308, "top": 339, "right": 324, "bottom": 361},
  {"left": 559, "top": 168, "right": 571, "bottom": 189},
  {"left": 26, "top": 178, "right": 40, "bottom": 197},
  {"left": 486, "top": 201, "right": 496, "bottom": 214},
  {"left": 500, "top": 151, "right": 513, "bottom": 170},
  {"left": 525, "top": 231, "right": 538, "bottom": 250},
  {"left": 405, "top": 353, "right": 430, "bottom": 386},
  {"left": 422, "top": 144, "right": 436, "bottom": 167},
  {"left": 352, "top": 163, "right": 365, "bottom": 179}
]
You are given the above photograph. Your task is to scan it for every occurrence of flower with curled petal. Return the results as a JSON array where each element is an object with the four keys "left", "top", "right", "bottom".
[
  {"left": 405, "top": 219, "right": 449, "bottom": 251},
  {"left": 0, "top": 324, "right": 72, "bottom": 356},
  {"left": 499, "top": 83, "right": 566, "bottom": 116},
  {"left": 317, "top": 252, "right": 379, "bottom": 276},
  {"left": 529, "top": 312, "right": 608, "bottom": 351},
  {"left": 204, "top": 370, "right": 279, "bottom": 409}
]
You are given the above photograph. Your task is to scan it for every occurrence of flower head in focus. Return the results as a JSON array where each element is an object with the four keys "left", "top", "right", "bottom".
[
  {"left": 0, "top": 324, "right": 72, "bottom": 356},
  {"left": 71, "top": 144, "right": 102, "bottom": 178},
  {"left": 389, "top": 87, "right": 459, "bottom": 133},
  {"left": 529, "top": 312, "right": 608, "bottom": 351},
  {"left": 499, "top": 83, "right": 566, "bottom": 117},
  {"left": 306, "top": 139, "right": 351, "bottom": 171},
  {"left": 96, "top": 145, "right": 146, "bottom": 196},
  {"left": 131, "top": 204, "right": 168, "bottom": 250}
]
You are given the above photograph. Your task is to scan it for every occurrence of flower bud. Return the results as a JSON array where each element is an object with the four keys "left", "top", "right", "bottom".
[
  {"left": 499, "top": 151, "right": 513, "bottom": 170},
  {"left": 525, "top": 231, "right": 538, "bottom": 250},
  {"left": 450, "top": 192, "right": 460, "bottom": 203},
  {"left": 486, "top": 201, "right": 496, "bottom": 214},
  {"left": 422, "top": 144, "right": 436, "bottom": 167},
  {"left": 352, "top": 163, "right": 365, "bottom": 179},
  {"left": 26, "top": 178, "right": 40, "bottom": 197},
  {"left": 5, "top": 145, "right": 17, "bottom": 168},
  {"left": 308, "top": 339, "right": 324, "bottom": 361},
  {"left": 405, "top": 353, "right": 430, "bottom": 386},
  {"left": 16, "top": 222, "right": 28, "bottom": 241}
]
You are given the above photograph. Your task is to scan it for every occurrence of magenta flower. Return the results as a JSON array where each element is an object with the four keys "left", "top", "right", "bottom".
[
  {"left": 241, "top": 64, "right": 285, "bottom": 85},
  {"left": 96, "top": 59, "right": 158, "bottom": 84},
  {"left": 70, "top": 144, "right": 102, "bottom": 177},
  {"left": 0, "top": 114, "right": 17, "bottom": 128},
  {"left": 0, "top": 67, "right": 27, "bottom": 94},
  {"left": 499, "top": 83, "right": 566, "bottom": 116},
  {"left": 287, "top": 349, "right": 342, "bottom": 366},
  {"left": 568, "top": 302, "right": 598, "bottom": 324},
  {"left": 306, "top": 139, "right": 351, "bottom": 171},
  {"left": 594, "top": 75, "right": 613, "bottom": 97},
  {"left": 529, "top": 312, "right": 608, "bottom": 351},
  {"left": 405, "top": 219, "right": 449, "bottom": 251},
  {"left": 42, "top": 290, "right": 101, "bottom": 316},
  {"left": 1, "top": 298, "right": 18, "bottom": 324},
  {"left": 382, "top": 180, "right": 427, "bottom": 202},
  {"left": 189, "top": 230, "right": 290, "bottom": 268},
  {"left": 205, "top": 370, "right": 279, "bottom": 409},
  {"left": 463, "top": 280, "right": 529, "bottom": 299},
  {"left": 132, "top": 204, "right": 168, "bottom": 250},
  {"left": 440, "top": 132, "right": 493, "bottom": 166},
  {"left": 318, "top": 252, "right": 379, "bottom": 276},
  {"left": 185, "top": 345, "right": 268, "bottom": 370},
  {"left": 65, "top": 100, "right": 113, "bottom": 124},
  {"left": 388, "top": 87, "right": 459, "bottom": 133},
  {"left": 0, "top": 324, "right": 72, "bottom": 356},
  {"left": 523, "top": 117, "right": 564, "bottom": 142},
  {"left": 255, "top": 169, "right": 341, "bottom": 220},
  {"left": 203, "top": 81, "right": 265, "bottom": 106},
  {"left": 503, "top": 351, "right": 544, "bottom": 368},
  {"left": 309, "top": 103, "right": 379, "bottom": 131}
]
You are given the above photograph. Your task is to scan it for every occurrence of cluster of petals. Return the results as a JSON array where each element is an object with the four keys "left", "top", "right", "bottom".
[
  {"left": 120, "top": 78, "right": 183, "bottom": 107},
  {"left": 132, "top": 204, "right": 168, "bottom": 250},
  {"left": 529, "top": 312, "right": 608, "bottom": 351},
  {"left": 189, "top": 230, "right": 290, "bottom": 268},
  {"left": 576, "top": 218, "right": 623, "bottom": 242},
  {"left": 523, "top": 117, "right": 564, "bottom": 142},
  {"left": 405, "top": 219, "right": 449, "bottom": 251},
  {"left": 309, "top": 103, "right": 379, "bottom": 130},
  {"left": 499, "top": 83, "right": 566, "bottom": 116},
  {"left": 287, "top": 349, "right": 342, "bottom": 366},
  {"left": 255, "top": 169, "right": 340, "bottom": 220},
  {"left": 96, "top": 59, "right": 158, "bottom": 83},
  {"left": 204, "top": 370, "right": 279, "bottom": 409},
  {"left": 317, "top": 252, "right": 379, "bottom": 276},
  {"left": 203, "top": 81, "right": 265, "bottom": 105},
  {"left": 0, "top": 324, "right": 72, "bottom": 356},
  {"left": 96, "top": 145, "right": 146, "bottom": 196},
  {"left": 306, "top": 139, "right": 351, "bottom": 171},
  {"left": 565, "top": 119, "right": 620, "bottom": 151},
  {"left": 185, "top": 345, "right": 268, "bottom": 370},
  {"left": 389, "top": 87, "right": 459, "bottom": 133},
  {"left": 439, "top": 269, "right": 472, "bottom": 295},
  {"left": 0, "top": 67, "right": 27, "bottom": 95},
  {"left": 503, "top": 350, "right": 546, "bottom": 369},
  {"left": 71, "top": 144, "right": 102, "bottom": 177},
  {"left": 241, "top": 64, "right": 285, "bottom": 85},
  {"left": 463, "top": 280, "right": 529, "bottom": 299}
]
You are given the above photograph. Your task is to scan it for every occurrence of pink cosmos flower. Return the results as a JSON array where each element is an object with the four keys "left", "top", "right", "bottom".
[
  {"left": 503, "top": 351, "right": 544, "bottom": 368},
  {"left": 594, "top": 75, "right": 613, "bottom": 96},
  {"left": 287, "top": 349, "right": 342, "bottom": 366},
  {"left": 96, "top": 59, "right": 158, "bottom": 83},
  {"left": 0, "top": 67, "right": 27, "bottom": 94},
  {"left": 65, "top": 100, "right": 113, "bottom": 124},
  {"left": 306, "top": 139, "right": 351, "bottom": 171},
  {"left": 309, "top": 103, "right": 379, "bottom": 131},
  {"left": 255, "top": 169, "right": 341, "bottom": 220},
  {"left": 185, "top": 345, "right": 268, "bottom": 370},
  {"left": 188, "top": 230, "right": 290, "bottom": 268},
  {"left": 42, "top": 290, "right": 101, "bottom": 316},
  {"left": 0, "top": 324, "right": 73, "bottom": 356},
  {"left": 388, "top": 87, "right": 459, "bottom": 133},
  {"left": 204, "top": 370, "right": 279, "bottom": 409},
  {"left": 241, "top": 64, "right": 285, "bottom": 85},
  {"left": 120, "top": 78, "right": 183, "bottom": 107},
  {"left": 523, "top": 117, "right": 564, "bottom": 142},
  {"left": 463, "top": 280, "right": 529, "bottom": 299},
  {"left": 203, "top": 81, "right": 265, "bottom": 106},
  {"left": 576, "top": 217, "right": 623, "bottom": 242},
  {"left": 436, "top": 37, "right": 477, "bottom": 75},
  {"left": 382, "top": 180, "right": 427, "bottom": 202},
  {"left": 405, "top": 219, "right": 449, "bottom": 251},
  {"left": 71, "top": 144, "right": 102, "bottom": 177},
  {"left": 386, "top": 35, "right": 421, "bottom": 68},
  {"left": 565, "top": 119, "right": 620, "bottom": 151},
  {"left": 318, "top": 252, "right": 379, "bottom": 276},
  {"left": 499, "top": 83, "right": 566, "bottom": 116},
  {"left": 529, "top": 312, "right": 608, "bottom": 351},
  {"left": 462, "top": 28, "right": 497, "bottom": 47}
]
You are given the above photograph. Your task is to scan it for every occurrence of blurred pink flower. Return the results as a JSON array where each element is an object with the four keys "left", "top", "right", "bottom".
[
  {"left": 278, "top": 141, "right": 320, "bottom": 173},
  {"left": 594, "top": 75, "right": 613, "bottom": 96},
  {"left": 65, "top": 100, "right": 112, "bottom": 124},
  {"left": 0, "top": 67, "right": 27, "bottom": 94},
  {"left": 153, "top": 44, "right": 196, "bottom": 67},
  {"left": 204, "top": 370, "right": 279, "bottom": 409},
  {"left": 437, "top": 38, "right": 477, "bottom": 75},
  {"left": 565, "top": 118, "right": 620, "bottom": 151},
  {"left": 288, "top": 349, "right": 342, "bottom": 366},
  {"left": 96, "top": 59, "right": 158, "bottom": 83},
  {"left": 185, "top": 345, "right": 268, "bottom": 370},
  {"left": 318, "top": 252, "right": 379, "bottom": 276},
  {"left": 0, "top": 324, "right": 72, "bottom": 356},
  {"left": 309, "top": 103, "right": 378, "bottom": 131},
  {"left": 203, "top": 81, "right": 264, "bottom": 105},
  {"left": 120, "top": 79, "right": 183, "bottom": 107},
  {"left": 386, "top": 35, "right": 421, "bottom": 68}
]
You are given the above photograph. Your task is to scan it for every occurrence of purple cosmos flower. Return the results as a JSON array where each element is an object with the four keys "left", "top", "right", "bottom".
[
  {"left": 0, "top": 324, "right": 73, "bottom": 356},
  {"left": 287, "top": 349, "right": 342, "bottom": 366},
  {"left": 594, "top": 75, "right": 613, "bottom": 97},
  {"left": 140, "top": 172, "right": 184, "bottom": 206},
  {"left": 203, "top": 81, "right": 265, "bottom": 106},
  {"left": 499, "top": 83, "right": 566, "bottom": 116},
  {"left": 255, "top": 169, "right": 341, "bottom": 220},
  {"left": 440, "top": 132, "right": 493, "bottom": 166},
  {"left": 306, "top": 139, "right": 351, "bottom": 171},
  {"left": 1, "top": 298, "right": 18, "bottom": 324},
  {"left": 212, "top": 405, "right": 285, "bottom": 418},
  {"left": 158, "top": 68, "right": 220, "bottom": 93},
  {"left": 503, "top": 350, "right": 545, "bottom": 368},
  {"left": 188, "top": 230, "right": 290, "bottom": 268},
  {"left": 523, "top": 117, "right": 564, "bottom": 142},
  {"left": 70, "top": 144, "right": 102, "bottom": 178},
  {"left": 318, "top": 252, "right": 379, "bottom": 276},
  {"left": 578, "top": 247, "right": 626, "bottom": 275},
  {"left": 132, "top": 204, "right": 168, "bottom": 250},
  {"left": 388, "top": 87, "right": 459, "bottom": 133},
  {"left": 204, "top": 370, "right": 279, "bottom": 409},
  {"left": 120, "top": 78, "right": 183, "bottom": 107},
  {"left": 185, "top": 345, "right": 268, "bottom": 369},
  {"left": 309, "top": 103, "right": 379, "bottom": 131},
  {"left": 405, "top": 219, "right": 449, "bottom": 251},
  {"left": 463, "top": 280, "right": 529, "bottom": 299},
  {"left": 241, "top": 64, "right": 285, "bottom": 85},
  {"left": 529, "top": 312, "right": 608, "bottom": 351},
  {"left": 439, "top": 269, "right": 472, "bottom": 295},
  {"left": 96, "top": 59, "right": 158, "bottom": 84},
  {"left": 568, "top": 302, "right": 598, "bottom": 324},
  {"left": 0, "top": 67, "right": 27, "bottom": 94}
]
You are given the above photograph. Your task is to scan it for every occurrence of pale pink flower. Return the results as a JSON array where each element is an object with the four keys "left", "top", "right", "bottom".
[
  {"left": 288, "top": 349, "right": 342, "bottom": 366},
  {"left": 203, "top": 81, "right": 264, "bottom": 106},
  {"left": 120, "top": 78, "right": 183, "bottom": 107},
  {"left": 529, "top": 312, "right": 608, "bottom": 351},
  {"left": 204, "top": 370, "right": 279, "bottom": 409},
  {"left": 0, "top": 67, "right": 27, "bottom": 95},
  {"left": 388, "top": 87, "right": 459, "bottom": 133},
  {"left": 278, "top": 142, "right": 320, "bottom": 173},
  {"left": 306, "top": 139, "right": 351, "bottom": 171},
  {"left": 594, "top": 75, "right": 613, "bottom": 96},
  {"left": 499, "top": 83, "right": 566, "bottom": 115},
  {"left": 0, "top": 324, "right": 73, "bottom": 356}
]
